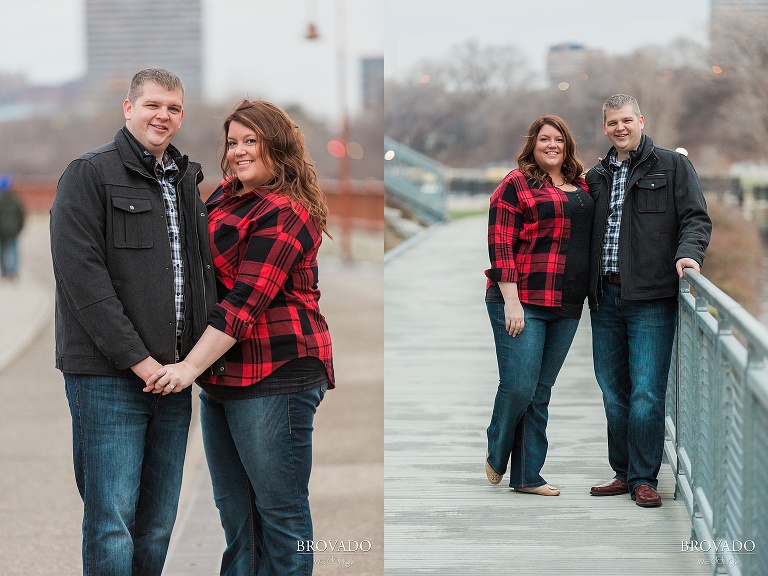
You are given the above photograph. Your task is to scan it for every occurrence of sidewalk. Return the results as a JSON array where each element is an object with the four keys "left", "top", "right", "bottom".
[{"left": 0, "top": 214, "right": 383, "bottom": 575}]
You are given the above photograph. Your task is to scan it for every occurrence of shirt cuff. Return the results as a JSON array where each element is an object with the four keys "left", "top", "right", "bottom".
[{"left": 484, "top": 268, "right": 519, "bottom": 284}]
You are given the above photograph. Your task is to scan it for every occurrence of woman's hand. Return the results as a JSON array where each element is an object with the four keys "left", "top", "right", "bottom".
[
  {"left": 144, "top": 361, "right": 197, "bottom": 395},
  {"left": 497, "top": 281, "right": 525, "bottom": 337},
  {"left": 504, "top": 299, "right": 525, "bottom": 337}
]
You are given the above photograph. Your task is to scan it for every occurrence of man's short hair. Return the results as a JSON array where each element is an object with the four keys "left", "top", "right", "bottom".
[
  {"left": 602, "top": 94, "right": 641, "bottom": 123},
  {"left": 127, "top": 68, "right": 184, "bottom": 102}
]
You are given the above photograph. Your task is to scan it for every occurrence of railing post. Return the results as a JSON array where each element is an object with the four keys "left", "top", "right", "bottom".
[{"left": 675, "top": 276, "right": 690, "bottom": 501}]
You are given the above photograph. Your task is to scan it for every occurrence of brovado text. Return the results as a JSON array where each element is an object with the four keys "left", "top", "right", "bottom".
[
  {"left": 297, "top": 540, "right": 373, "bottom": 553},
  {"left": 681, "top": 540, "right": 756, "bottom": 553}
]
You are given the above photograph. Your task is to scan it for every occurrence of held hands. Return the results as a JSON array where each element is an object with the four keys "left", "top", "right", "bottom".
[
  {"left": 131, "top": 356, "right": 163, "bottom": 382},
  {"left": 504, "top": 300, "right": 525, "bottom": 337},
  {"left": 143, "top": 361, "right": 197, "bottom": 395},
  {"left": 676, "top": 258, "right": 700, "bottom": 279}
]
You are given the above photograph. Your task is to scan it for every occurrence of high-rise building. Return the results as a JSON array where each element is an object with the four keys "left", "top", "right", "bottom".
[
  {"left": 361, "top": 57, "right": 384, "bottom": 110},
  {"left": 710, "top": 0, "right": 768, "bottom": 65},
  {"left": 85, "top": 0, "right": 203, "bottom": 99},
  {"left": 546, "top": 43, "right": 602, "bottom": 84},
  {"left": 711, "top": 0, "right": 768, "bottom": 12}
]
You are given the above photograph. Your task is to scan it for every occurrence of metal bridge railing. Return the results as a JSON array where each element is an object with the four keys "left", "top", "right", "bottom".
[
  {"left": 384, "top": 137, "right": 448, "bottom": 224},
  {"left": 666, "top": 270, "right": 768, "bottom": 576}
]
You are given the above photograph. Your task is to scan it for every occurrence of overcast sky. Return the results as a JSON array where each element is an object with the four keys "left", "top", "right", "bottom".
[
  {"left": 0, "top": 0, "right": 383, "bottom": 122},
  {"left": 385, "top": 0, "right": 710, "bottom": 81}
]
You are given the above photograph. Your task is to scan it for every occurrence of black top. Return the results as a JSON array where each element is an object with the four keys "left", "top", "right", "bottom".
[
  {"left": 557, "top": 188, "right": 594, "bottom": 318},
  {"left": 486, "top": 186, "right": 593, "bottom": 319},
  {"left": 199, "top": 356, "right": 327, "bottom": 400}
]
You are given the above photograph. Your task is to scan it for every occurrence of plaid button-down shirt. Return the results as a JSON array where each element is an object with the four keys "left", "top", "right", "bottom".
[
  {"left": 153, "top": 153, "right": 184, "bottom": 343},
  {"left": 201, "top": 180, "right": 334, "bottom": 388},
  {"left": 485, "top": 170, "right": 588, "bottom": 308},
  {"left": 601, "top": 151, "right": 630, "bottom": 275}
]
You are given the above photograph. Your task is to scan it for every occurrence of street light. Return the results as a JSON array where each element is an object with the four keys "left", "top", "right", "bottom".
[{"left": 305, "top": 0, "right": 353, "bottom": 262}]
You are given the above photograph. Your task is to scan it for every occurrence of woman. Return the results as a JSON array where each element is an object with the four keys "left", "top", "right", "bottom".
[
  {"left": 484, "top": 115, "right": 593, "bottom": 496},
  {"left": 146, "top": 100, "right": 334, "bottom": 575}
]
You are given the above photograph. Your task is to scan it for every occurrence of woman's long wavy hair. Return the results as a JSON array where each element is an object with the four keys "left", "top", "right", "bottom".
[
  {"left": 220, "top": 99, "right": 331, "bottom": 236},
  {"left": 517, "top": 115, "right": 584, "bottom": 186}
]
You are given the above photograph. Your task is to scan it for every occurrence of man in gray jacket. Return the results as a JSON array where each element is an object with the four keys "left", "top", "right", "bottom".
[
  {"left": 585, "top": 94, "right": 711, "bottom": 508},
  {"left": 50, "top": 68, "right": 216, "bottom": 575}
]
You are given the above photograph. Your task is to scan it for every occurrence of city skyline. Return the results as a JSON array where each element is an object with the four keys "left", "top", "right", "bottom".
[
  {"left": 385, "top": 0, "right": 711, "bottom": 82},
  {"left": 0, "top": 0, "right": 383, "bottom": 122}
]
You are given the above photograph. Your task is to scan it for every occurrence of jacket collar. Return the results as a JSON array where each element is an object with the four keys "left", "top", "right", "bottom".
[
  {"left": 115, "top": 127, "right": 188, "bottom": 177},
  {"left": 600, "top": 134, "right": 654, "bottom": 172}
]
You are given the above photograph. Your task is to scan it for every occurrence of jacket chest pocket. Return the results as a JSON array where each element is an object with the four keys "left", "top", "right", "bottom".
[
  {"left": 634, "top": 176, "right": 667, "bottom": 213},
  {"left": 112, "top": 196, "right": 154, "bottom": 248}
]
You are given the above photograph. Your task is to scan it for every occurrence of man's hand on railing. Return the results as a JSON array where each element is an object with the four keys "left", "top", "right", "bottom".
[{"left": 676, "top": 258, "right": 701, "bottom": 278}]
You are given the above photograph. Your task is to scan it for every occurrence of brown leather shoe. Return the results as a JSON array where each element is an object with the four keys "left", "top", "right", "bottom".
[
  {"left": 590, "top": 478, "right": 629, "bottom": 496},
  {"left": 632, "top": 485, "right": 662, "bottom": 507}
]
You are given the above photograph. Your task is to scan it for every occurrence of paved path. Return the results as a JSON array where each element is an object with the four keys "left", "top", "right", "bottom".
[
  {"left": 384, "top": 215, "right": 708, "bottom": 575},
  {"left": 0, "top": 214, "right": 383, "bottom": 576}
]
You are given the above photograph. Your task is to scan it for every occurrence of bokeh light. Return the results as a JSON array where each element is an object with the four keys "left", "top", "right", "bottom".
[{"left": 327, "top": 140, "right": 345, "bottom": 158}]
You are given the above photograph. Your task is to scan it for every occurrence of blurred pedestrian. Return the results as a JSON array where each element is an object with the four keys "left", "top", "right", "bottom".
[
  {"left": 50, "top": 68, "right": 219, "bottom": 575},
  {"left": 586, "top": 94, "right": 711, "bottom": 507},
  {"left": 484, "top": 115, "right": 594, "bottom": 496},
  {"left": 0, "top": 173, "right": 25, "bottom": 280},
  {"left": 146, "top": 99, "right": 334, "bottom": 575}
]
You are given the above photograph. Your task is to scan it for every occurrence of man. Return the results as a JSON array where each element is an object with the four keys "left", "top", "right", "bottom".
[
  {"left": 585, "top": 94, "right": 711, "bottom": 508},
  {"left": 50, "top": 68, "right": 217, "bottom": 575},
  {"left": 0, "top": 173, "right": 25, "bottom": 279}
]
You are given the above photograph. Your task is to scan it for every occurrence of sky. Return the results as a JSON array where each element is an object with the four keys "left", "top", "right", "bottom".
[
  {"left": 0, "top": 0, "right": 713, "bottom": 120},
  {"left": 0, "top": 0, "right": 383, "bottom": 122},
  {"left": 385, "top": 0, "right": 710, "bottom": 81}
]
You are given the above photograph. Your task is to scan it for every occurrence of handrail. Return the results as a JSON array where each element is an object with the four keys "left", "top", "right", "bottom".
[
  {"left": 667, "top": 270, "right": 768, "bottom": 575},
  {"left": 384, "top": 137, "right": 448, "bottom": 224}
]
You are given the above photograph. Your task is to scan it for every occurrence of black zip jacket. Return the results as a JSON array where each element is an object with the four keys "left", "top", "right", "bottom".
[
  {"left": 50, "top": 128, "right": 217, "bottom": 376},
  {"left": 585, "top": 135, "right": 712, "bottom": 308}
]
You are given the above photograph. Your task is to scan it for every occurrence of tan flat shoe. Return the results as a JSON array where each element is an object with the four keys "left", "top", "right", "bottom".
[
  {"left": 485, "top": 451, "right": 502, "bottom": 485},
  {"left": 514, "top": 484, "right": 560, "bottom": 496}
]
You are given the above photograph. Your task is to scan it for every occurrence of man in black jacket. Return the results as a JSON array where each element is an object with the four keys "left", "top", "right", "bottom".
[
  {"left": 585, "top": 94, "right": 711, "bottom": 508},
  {"left": 50, "top": 68, "right": 216, "bottom": 575}
]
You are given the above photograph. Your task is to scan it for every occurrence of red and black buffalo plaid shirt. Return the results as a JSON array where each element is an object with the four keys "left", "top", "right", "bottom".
[
  {"left": 485, "top": 170, "right": 587, "bottom": 308},
  {"left": 200, "top": 179, "right": 334, "bottom": 388}
]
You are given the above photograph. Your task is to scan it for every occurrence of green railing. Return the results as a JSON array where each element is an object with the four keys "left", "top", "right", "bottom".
[
  {"left": 667, "top": 270, "right": 768, "bottom": 576},
  {"left": 384, "top": 137, "right": 448, "bottom": 224}
]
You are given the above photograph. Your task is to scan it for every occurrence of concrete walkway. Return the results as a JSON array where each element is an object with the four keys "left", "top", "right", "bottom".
[
  {"left": 384, "top": 215, "right": 708, "bottom": 575},
  {"left": 0, "top": 214, "right": 382, "bottom": 576}
]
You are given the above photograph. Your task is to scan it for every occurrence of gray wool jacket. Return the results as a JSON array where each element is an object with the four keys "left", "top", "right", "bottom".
[{"left": 50, "top": 128, "right": 217, "bottom": 377}]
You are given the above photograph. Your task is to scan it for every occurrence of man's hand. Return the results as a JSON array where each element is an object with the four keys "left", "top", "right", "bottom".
[
  {"left": 676, "top": 257, "right": 700, "bottom": 278},
  {"left": 131, "top": 356, "right": 163, "bottom": 382},
  {"left": 144, "top": 361, "right": 197, "bottom": 395}
]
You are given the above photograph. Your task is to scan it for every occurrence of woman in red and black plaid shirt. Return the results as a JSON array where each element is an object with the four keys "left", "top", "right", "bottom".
[
  {"left": 484, "top": 115, "right": 593, "bottom": 497},
  {"left": 146, "top": 100, "right": 333, "bottom": 574}
]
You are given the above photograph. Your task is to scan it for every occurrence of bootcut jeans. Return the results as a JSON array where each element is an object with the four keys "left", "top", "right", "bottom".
[
  {"left": 200, "top": 383, "right": 326, "bottom": 576},
  {"left": 486, "top": 302, "right": 580, "bottom": 489},
  {"left": 65, "top": 373, "right": 191, "bottom": 576},
  {"left": 590, "top": 282, "right": 677, "bottom": 492}
]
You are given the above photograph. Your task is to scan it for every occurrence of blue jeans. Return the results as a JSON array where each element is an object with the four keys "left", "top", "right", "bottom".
[
  {"left": 590, "top": 283, "right": 677, "bottom": 491},
  {"left": 64, "top": 373, "right": 191, "bottom": 576},
  {"left": 200, "top": 384, "right": 326, "bottom": 576},
  {"left": 0, "top": 236, "right": 18, "bottom": 277},
  {"left": 486, "top": 302, "right": 580, "bottom": 488}
]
